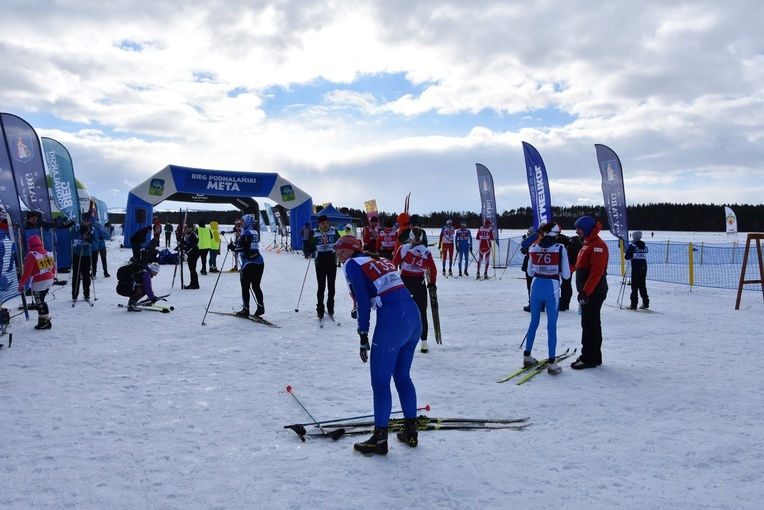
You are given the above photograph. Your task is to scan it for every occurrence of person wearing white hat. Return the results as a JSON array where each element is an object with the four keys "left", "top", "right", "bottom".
[{"left": 625, "top": 231, "right": 650, "bottom": 309}]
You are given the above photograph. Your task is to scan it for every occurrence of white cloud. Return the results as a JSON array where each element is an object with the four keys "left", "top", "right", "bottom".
[{"left": 0, "top": 0, "right": 762, "bottom": 216}]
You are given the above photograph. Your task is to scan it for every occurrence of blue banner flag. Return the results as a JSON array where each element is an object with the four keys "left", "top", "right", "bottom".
[
  {"left": 522, "top": 142, "right": 552, "bottom": 229},
  {"left": 41, "top": 137, "right": 80, "bottom": 224},
  {"left": 264, "top": 203, "right": 277, "bottom": 233},
  {"left": 0, "top": 130, "right": 23, "bottom": 227},
  {"left": 475, "top": 163, "right": 499, "bottom": 246},
  {"left": 595, "top": 144, "right": 629, "bottom": 242},
  {"left": 0, "top": 113, "right": 53, "bottom": 221}
]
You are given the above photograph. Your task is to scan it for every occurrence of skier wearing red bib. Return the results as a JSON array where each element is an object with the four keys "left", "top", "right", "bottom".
[
  {"left": 475, "top": 219, "right": 494, "bottom": 279},
  {"left": 335, "top": 236, "right": 422, "bottom": 456}
]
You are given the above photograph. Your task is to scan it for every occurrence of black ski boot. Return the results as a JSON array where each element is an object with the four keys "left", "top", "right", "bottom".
[
  {"left": 254, "top": 305, "right": 265, "bottom": 317},
  {"left": 235, "top": 306, "right": 250, "bottom": 317},
  {"left": 34, "top": 317, "right": 52, "bottom": 330},
  {"left": 396, "top": 418, "right": 418, "bottom": 448},
  {"left": 354, "top": 427, "right": 388, "bottom": 455}
]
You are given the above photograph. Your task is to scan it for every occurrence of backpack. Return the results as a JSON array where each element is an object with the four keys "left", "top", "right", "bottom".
[{"left": 116, "top": 262, "right": 143, "bottom": 282}]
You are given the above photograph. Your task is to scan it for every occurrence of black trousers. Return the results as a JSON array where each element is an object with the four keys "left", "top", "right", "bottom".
[
  {"left": 580, "top": 293, "right": 605, "bottom": 364},
  {"left": 72, "top": 253, "right": 92, "bottom": 299},
  {"left": 91, "top": 248, "right": 108, "bottom": 276},
  {"left": 315, "top": 260, "right": 337, "bottom": 316},
  {"left": 402, "top": 275, "right": 428, "bottom": 341},
  {"left": 186, "top": 250, "right": 199, "bottom": 287},
  {"left": 630, "top": 267, "right": 649, "bottom": 307},
  {"left": 560, "top": 277, "right": 572, "bottom": 310},
  {"left": 240, "top": 262, "right": 264, "bottom": 310}
]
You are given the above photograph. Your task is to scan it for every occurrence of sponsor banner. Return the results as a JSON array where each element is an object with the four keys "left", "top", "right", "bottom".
[
  {"left": 41, "top": 137, "right": 80, "bottom": 224},
  {"left": 595, "top": 144, "right": 629, "bottom": 243},
  {"left": 475, "top": 163, "right": 500, "bottom": 246},
  {"left": 364, "top": 199, "right": 378, "bottom": 224},
  {"left": 724, "top": 206, "right": 737, "bottom": 234},
  {"left": 1, "top": 113, "right": 53, "bottom": 221},
  {"left": 522, "top": 142, "right": 552, "bottom": 229}
]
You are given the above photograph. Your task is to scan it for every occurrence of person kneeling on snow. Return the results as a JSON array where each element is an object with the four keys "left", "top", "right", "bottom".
[
  {"left": 117, "top": 262, "right": 160, "bottom": 311},
  {"left": 18, "top": 235, "right": 56, "bottom": 330}
]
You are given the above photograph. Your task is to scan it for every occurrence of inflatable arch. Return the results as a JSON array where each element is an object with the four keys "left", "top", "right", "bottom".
[{"left": 123, "top": 165, "right": 313, "bottom": 249}]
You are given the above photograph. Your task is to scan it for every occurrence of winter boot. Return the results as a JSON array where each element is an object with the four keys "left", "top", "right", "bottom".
[
  {"left": 354, "top": 427, "right": 388, "bottom": 455},
  {"left": 476, "top": 273, "right": 481, "bottom": 280},
  {"left": 235, "top": 306, "right": 250, "bottom": 317},
  {"left": 442, "top": 269, "right": 446, "bottom": 276},
  {"left": 464, "top": 270, "right": 469, "bottom": 276},
  {"left": 127, "top": 303, "right": 142, "bottom": 312},
  {"left": 449, "top": 270, "right": 453, "bottom": 277},
  {"left": 396, "top": 418, "right": 418, "bottom": 447},
  {"left": 640, "top": 302, "right": 649, "bottom": 309},
  {"left": 547, "top": 361, "right": 562, "bottom": 375},
  {"left": 458, "top": 271, "right": 463, "bottom": 277},
  {"left": 420, "top": 340, "right": 429, "bottom": 353},
  {"left": 255, "top": 305, "right": 265, "bottom": 317},
  {"left": 523, "top": 352, "right": 538, "bottom": 367},
  {"left": 484, "top": 273, "right": 489, "bottom": 279}
]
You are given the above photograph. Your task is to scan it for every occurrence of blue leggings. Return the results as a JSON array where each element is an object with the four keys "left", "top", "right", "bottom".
[
  {"left": 525, "top": 277, "right": 560, "bottom": 360},
  {"left": 369, "top": 298, "right": 422, "bottom": 427}
]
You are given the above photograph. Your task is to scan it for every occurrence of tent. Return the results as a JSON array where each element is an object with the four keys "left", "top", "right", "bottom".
[{"left": 308, "top": 205, "right": 352, "bottom": 230}]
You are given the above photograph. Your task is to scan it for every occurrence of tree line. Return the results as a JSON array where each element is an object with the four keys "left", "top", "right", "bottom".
[{"left": 109, "top": 203, "right": 763, "bottom": 232}]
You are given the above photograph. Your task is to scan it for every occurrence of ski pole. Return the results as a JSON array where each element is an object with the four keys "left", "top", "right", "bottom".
[
  {"left": 294, "top": 256, "right": 312, "bottom": 312},
  {"left": 201, "top": 249, "right": 230, "bottom": 326},
  {"left": 518, "top": 333, "right": 527, "bottom": 350},
  {"left": 285, "top": 386, "right": 335, "bottom": 441}
]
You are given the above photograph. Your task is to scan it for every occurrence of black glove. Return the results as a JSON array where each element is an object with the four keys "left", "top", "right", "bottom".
[
  {"left": 227, "top": 242, "right": 235, "bottom": 251},
  {"left": 427, "top": 282, "right": 437, "bottom": 291},
  {"left": 150, "top": 298, "right": 158, "bottom": 305},
  {"left": 577, "top": 293, "right": 589, "bottom": 305},
  {"left": 358, "top": 331, "right": 370, "bottom": 363},
  {"left": 351, "top": 308, "right": 358, "bottom": 319}
]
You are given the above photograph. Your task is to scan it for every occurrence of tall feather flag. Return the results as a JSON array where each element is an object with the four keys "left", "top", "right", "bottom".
[
  {"left": 0, "top": 113, "right": 53, "bottom": 221},
  {"left": 0, "top": 127, "right": 23, "bottom": 227},
  {"left": 724, "top": 206, "right": 738, "bottom": 234},
  {"left": 522, "top": 142, "right": 552, "bottom": 229},
  {"left": 41, "top": 137, "right": 81, "bottom": 224},
  {"left": 475, "top": 163, "right": 499, "bottom": 246},
  {"left": 595, "top": 144, "right": 629, "bottom": 243}
]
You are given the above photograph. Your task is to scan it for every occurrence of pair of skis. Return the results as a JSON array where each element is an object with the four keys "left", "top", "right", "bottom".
[
  {"left": 497, "top": 348, "right": 577, "bottom": 385},
  {"left": 117, "top": 294, "right": 174, "bottom": 313},
  {"left": 287, "top": 414, "right": 532, "bottom": 441},
  {"left": 319, "top": 315, "right": 340, "bottom": 328},
  {"left": 208, "top": 310, "right": 280, "bottom": 328}
]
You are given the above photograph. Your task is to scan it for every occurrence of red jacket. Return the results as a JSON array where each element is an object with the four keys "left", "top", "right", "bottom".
[
  {"left": 18, "top": 235, "right": 56, "bottom": 289},
  {"left": 575, "top": 222, "right": 609, "bottom": 296}
]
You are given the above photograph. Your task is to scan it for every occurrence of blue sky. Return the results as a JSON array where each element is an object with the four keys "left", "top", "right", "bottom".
[{"left": 1, "top": 0, "right": 762, "bottom": 217}]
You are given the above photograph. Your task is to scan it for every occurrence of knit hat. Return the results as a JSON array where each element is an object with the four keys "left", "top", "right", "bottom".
[
  {"left": 148, "top": 263, "right": 160, "bottom": 275},
  {"left": 334, "top": 236, "right": 362, "bottom": 253},
  {"left": 632, "top": 231, "right": 642, "bottom": 241},
  {"left": 541, "top": 222, "right": 560, "bottom": 236},
  {"left": 28, "top": 235, "right": 44, "bottom": 251},
  {"left": 318, "top": 214, "right": 329, "bottom": 223},
  {"left": 574, "top": 216, "right": 596, "bottom": 237}
]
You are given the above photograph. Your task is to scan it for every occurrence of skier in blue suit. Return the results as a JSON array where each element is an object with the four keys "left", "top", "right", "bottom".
[{"left": 335, "top": 235, "right": 422, "bottom": 455}]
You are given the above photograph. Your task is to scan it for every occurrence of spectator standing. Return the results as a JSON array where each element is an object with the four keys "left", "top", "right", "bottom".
[
  {"left": 625, "top": 231, "right": 649, "bottom": 309},
  {"left": 571, "top": 215, "right": 609, "bottom": 369}
]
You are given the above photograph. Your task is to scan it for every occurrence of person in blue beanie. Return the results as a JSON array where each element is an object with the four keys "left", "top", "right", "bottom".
[{"left": 571, "top": 215, "right": 609, "bottom": 369}]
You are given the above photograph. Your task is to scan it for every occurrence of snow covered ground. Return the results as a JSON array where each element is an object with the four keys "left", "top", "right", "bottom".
[{"left": 1, "top": 229, "right": 763, "bottom": 510}]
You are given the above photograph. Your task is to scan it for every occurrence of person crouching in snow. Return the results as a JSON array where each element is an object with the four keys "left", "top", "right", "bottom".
[
  {"left": 18, "top": 235, "right": 56, "bottom": 329},
  {"left": 120, "top": 263, "right": 160, "bottom": 312}
]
